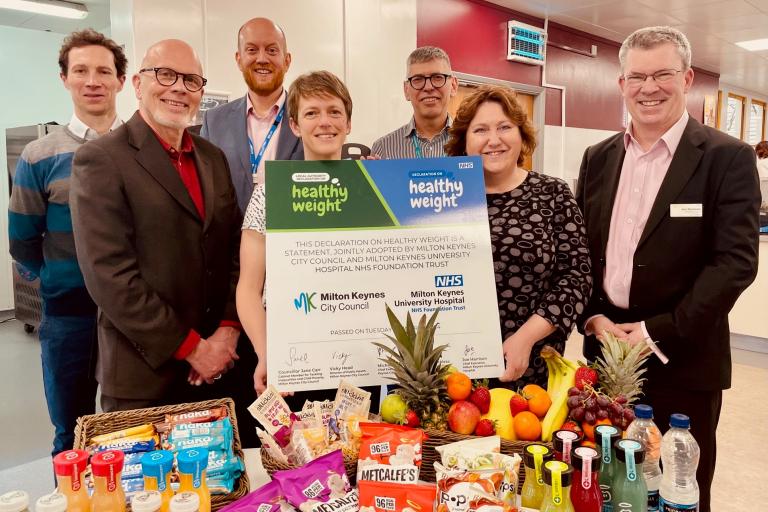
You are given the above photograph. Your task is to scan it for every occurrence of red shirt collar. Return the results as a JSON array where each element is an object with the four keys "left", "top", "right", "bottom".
[{"left": 153, "top": 128, "right": 195, "bottom": 156}]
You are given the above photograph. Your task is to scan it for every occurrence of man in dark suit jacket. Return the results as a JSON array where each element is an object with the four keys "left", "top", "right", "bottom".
[
  {"left": 577, "top": 27, "right": 759, "bottom": 512},
  {"left": 71, "top": 39, "right": 241, "bottom": 412},
  {"left": 200, "top": 17, "right": 303, "bottom": 213}
]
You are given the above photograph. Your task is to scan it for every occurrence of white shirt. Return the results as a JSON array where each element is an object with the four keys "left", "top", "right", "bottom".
[{"left": 68, "top": 114, "right": 122, "bottom": 140}]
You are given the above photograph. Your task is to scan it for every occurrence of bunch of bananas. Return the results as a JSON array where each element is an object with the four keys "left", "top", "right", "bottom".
[{"left": 540, "top": 345, "right": 578, "bottom": 442}]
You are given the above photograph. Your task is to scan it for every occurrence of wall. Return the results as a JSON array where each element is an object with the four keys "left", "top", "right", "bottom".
[{"left": 0, "top": 26, "right": 74, "bottom": 310}]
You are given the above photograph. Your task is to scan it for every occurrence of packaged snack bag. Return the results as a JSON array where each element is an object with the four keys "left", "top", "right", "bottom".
[
  {"left": 273, "top": 450, "right": 357, "bottom": 512},
  {"left": 218, "top": 481, "right": 294, "bottom": 512},
  {"left": 328, "top": 382, "right": 371, "bottom": 443},
  {"left": 258, "top": 428, "right": 290, "bottom": 465},
  {"left": 358, "top": 481, "right": 436, "bottom": 512},
  {"left": 248, "top": 386, "right": 294, "bottom": 440},
  {"left": 90, "top": 424, "right": 155, "bottom": 445},
  {"left": 357, "top": 423, "right": 423, "bottom": 484},
  {"left": 465, "top": 492, "right": 518, "bottom": 512},
  {"left": 435, "top": 463, "right": 506, "bottom": 512}
]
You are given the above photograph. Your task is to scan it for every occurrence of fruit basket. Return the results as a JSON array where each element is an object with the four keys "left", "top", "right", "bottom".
[{"left": 73, "top": 398, "right": 249, "bottom": 511}]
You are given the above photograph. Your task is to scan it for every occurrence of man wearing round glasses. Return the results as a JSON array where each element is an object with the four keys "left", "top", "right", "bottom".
[
  {"left": 371, "top": 46, "right": 458, "bottom": 159},
  {"left": 70, "top": 39, "right": 242, "bottom": 413}
]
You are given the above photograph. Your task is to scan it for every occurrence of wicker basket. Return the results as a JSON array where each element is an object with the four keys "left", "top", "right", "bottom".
[{"left": 73, "top": 397, "right": 249, "bottom": 511}]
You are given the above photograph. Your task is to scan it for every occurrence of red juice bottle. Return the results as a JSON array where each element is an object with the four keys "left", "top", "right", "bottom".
[{"left": 571, "top": 446, "right": 603, "bottom": 512}]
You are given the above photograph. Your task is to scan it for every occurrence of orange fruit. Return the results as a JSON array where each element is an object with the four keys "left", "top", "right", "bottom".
[
  {"left": 581, "top": 418, "right": 612, "bottom": 442},
  {"left": 513, "top": 411, "right": 542, "bottom": 441},
  {"left": 528, "top": 391, "right": 552, "bottom": 418},
  {"left": 446, "top": 372, "right": 472, "bottom": 401},
  {"left": 521, "top": 384, "right": 547, "bottom": 398}
]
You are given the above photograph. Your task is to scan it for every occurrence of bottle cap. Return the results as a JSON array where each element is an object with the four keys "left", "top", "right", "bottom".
[
  {"left": 35, "top": 493, "right": 67, "bottom": 512},
  {"left": 141, "top": 450, "right": 174, "bottom": 478},
  {"left": 131, "top": 491, "right": 162, "bottom": 512},
  {"left": 523, "top": 443, "right": 553, "bottom": 469},
  {"left": 177, "top": 447, "right": 209, "bottom": 474},
  {"left": 542, "top": 460, "right": 573, "bottom": 487},
  {"left": 553, "top": 429, "right": 583, "bottom": 455},
  {"left": 571, "top": 446, "right": 601, "bottom": 472},
  {"left": 614, "top": 439, "right": 646, "bottom": 464},
  {"left": 91, "top": 449, "right": 125, "bottom": 477},
  {"left": 633, "top": 404, "right": 653, "bottom": 419},
  {"left": 52, "top": 449, "right": 89, "bottom": 477},
  {"left": 670, "top": 413, "right": 690, "bottom": 429},
  {"left": 0, "top": 491, "right": 30, "bottom": 512},
  {"left": 170, "top": 491, "right": 200, "bottom": 512}
]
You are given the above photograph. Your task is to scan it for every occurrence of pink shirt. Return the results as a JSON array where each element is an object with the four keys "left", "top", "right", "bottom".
[
  {"left": 246, "top": 89, "right": 286, "bottom": 185},
  {"left": 604, "top": 111, "right": 689, "bottom": 309}
]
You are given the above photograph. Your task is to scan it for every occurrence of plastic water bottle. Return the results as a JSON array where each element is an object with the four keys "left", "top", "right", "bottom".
[
  {"left": 659, "top": 414, "right": 700, "bottom": 511},
  {"left": 626, "top": 404, "right": 663, "bottom": 511}
]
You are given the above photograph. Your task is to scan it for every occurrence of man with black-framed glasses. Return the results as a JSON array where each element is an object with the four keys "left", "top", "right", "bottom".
[
  {"left": 371, "top": 46, "right": 458, "bottom": 159},
  {"left": 70, "top": 39, "right": 242, "bottom": 413}
]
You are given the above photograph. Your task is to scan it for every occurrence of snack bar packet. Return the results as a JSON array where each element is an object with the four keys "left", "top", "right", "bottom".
[
  {"left": 207, "top": 450, "right": 244, "bottom": 478},
  {"left": 93, "top": 435, "right": 159, "bottom": 454},
  {"left": 165, "top": 407, "right": 228, "bottom": 425},
  {"left": 357, "top": 423, "right": 423, "bottom": 484},
  {"left": 169, "top": 418, "right": 233, "bottom": 440},
  {"left": 249, "top": 386, "right": 294, "bottom": 442},
  {"left": 358, "top": 481, "right": 436, "bottom": 512},
  {"left": 167, "top": 434, "right": 230, "bottom": 452},
  {"left": 274, "top": 450, "right": 358, "bottom": 512},
  {"left": 435, "top": 463, "right": 506, "bottom": 512},
  {"left": 219, "top": 480, "right": 295, "bottom": 512},
  {"left": 89, "top": 424, "right": 154, "bottom": 445}
]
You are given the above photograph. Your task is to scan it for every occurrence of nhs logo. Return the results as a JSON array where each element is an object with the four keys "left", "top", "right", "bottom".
[
  {"left": 434, "top": 274, "right": 463, "bottom": 287},
  {"left": 458, "top": 162, "right": 473, "bottom": 169}
]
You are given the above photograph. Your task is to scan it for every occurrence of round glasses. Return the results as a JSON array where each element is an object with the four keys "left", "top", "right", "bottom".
[
  {"left": 139, "top": 67, "right": 207, "bottom": 92},
  {"left": 406, "top": 73, "right": 451, "bottom": 90}
]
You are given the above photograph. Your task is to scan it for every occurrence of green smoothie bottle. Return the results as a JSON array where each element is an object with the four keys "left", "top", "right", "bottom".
[
  {"left": 595, "top": 424, "right": 621, "bottom": 512},
  {"left": 612, "top": 439, "right": 648, "bottom": 512}
]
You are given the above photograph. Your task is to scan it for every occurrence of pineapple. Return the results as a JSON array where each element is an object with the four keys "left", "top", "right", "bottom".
[
  {"left": 373, "top": 305, "right": 451, "bottom": 430},
  {"left": 594, "top": 331, "right": 651, "bottom": 404}
]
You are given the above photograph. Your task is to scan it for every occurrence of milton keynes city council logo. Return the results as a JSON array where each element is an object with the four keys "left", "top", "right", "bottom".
[{"left": 294, "top": 292, "right": 317, "bottom": 314}]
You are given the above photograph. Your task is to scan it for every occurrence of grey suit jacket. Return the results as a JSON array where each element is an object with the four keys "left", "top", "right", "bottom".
[{"left": 200, "top": 93, "right": 304, "bottom": 212}]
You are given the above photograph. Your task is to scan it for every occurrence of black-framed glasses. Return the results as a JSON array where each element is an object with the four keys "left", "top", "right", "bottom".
[
  {"left": 406, "top": 73, "right": 451, "bottom": 90},
  {"left": 622, "top": 69, "right": 682, "bottom": 86},
  {"left": 139, "top": 67, "right": 207, "bottom": 92}
]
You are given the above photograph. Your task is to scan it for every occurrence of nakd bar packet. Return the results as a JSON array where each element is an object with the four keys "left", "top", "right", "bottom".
[
  {"left": 249, "top": 386, "right": 294, "bottom": 441},
  {"left": 93, "top": 435, "right": 159, "bottom": 454},
  {"left": 357, "top": 423, "right": 423, "bottom": 484},
  {"left": 435, "top": 463, "right": 506, "bottom": 512},
  {"left": 165, "top": 406, "right": 228, "bottom": 425},
  {"left": 358, "top": 481, "right": 436, "bottom": 512},
  {"left": 273, "top": 450, "right": 357, "bottom": 512},
  {"left": 218, "top": 480, "right": 295, "bottom": 512}
]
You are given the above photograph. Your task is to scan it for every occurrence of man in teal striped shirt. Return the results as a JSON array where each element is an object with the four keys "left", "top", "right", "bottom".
[{"left": 8, "top": 29, "right": 126, "bottom": 456}]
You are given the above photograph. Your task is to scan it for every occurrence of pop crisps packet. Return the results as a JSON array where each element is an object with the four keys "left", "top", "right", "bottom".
[
  {"left": 357, "top": 423, "right": 423, "bottom": 484},
  {"left": 218, "top": 480, "right": 295, "bottom": 512},
  {"left": 435, "top": 463, "right": 506, "bottom": 512},
  {"left": 358, "top": 481, "right": 436, "bottom": 512},
  {"left": 273, "top": 450, "right": 358, "bottom": 512}
]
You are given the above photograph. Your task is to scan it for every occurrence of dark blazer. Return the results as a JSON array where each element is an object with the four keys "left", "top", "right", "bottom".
[
  {"left": 576, "top": 116, "right": 760, "bottom": 391},
  {"left": 70, "top": 112, "right": 242, "bottom": 400},
  {"left": 200, "top": 93, "right": 304, "bottom": 212}
]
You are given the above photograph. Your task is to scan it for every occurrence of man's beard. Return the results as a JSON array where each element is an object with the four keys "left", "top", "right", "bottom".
[{"left": 243, "top": 65, "right": 285, "bottom": 96}]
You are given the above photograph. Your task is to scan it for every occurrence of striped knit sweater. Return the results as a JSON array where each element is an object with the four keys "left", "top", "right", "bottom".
[{"left": 8, "top": 126, "right": 96, "bottom": 316}]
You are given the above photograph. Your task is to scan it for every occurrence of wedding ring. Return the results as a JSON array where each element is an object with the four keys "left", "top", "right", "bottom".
[{"left": 214, "top": 374, "right": 222, "bottom": 380}]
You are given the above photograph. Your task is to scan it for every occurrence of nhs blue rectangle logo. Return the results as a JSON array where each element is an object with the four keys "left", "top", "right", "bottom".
[{"left": 434, "top": 274, "right": 464, "bottom": 287}]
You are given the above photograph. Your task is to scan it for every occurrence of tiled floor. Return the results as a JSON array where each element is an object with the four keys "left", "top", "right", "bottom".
[{"left": 1, "top": 315, "right": 766, "bottom": 510}]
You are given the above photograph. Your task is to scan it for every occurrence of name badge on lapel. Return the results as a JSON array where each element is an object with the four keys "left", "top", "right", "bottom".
[{"left": 670, "top": 203, "right": 703, "bottom": 217}]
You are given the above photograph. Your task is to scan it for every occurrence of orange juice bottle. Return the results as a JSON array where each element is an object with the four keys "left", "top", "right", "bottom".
[
  {"left": 141, "top": 450, "right": 174, "bottom": 512},
  {"left": 176, "top": 448, "right": 210, "bottom": 512},
  {"left": 90, "top": 450, "right": 126, "bottom": 512},
  {"left": 53, "top": 450, "right": 90, "bottom": 512}
]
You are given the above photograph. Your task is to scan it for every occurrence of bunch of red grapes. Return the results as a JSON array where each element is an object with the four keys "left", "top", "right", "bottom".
[{"left": 566, "top": 386, "right": 635, "bottom": 430}]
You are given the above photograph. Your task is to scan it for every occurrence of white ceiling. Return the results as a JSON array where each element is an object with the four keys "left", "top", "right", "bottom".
[
  {"left": 489, "top": 0, "right": 768, "bottom": 95},
  {"left": 0, "top": 0, "right": 109, "bottom": 34}
]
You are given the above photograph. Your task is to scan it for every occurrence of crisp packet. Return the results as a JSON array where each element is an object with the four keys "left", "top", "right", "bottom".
[
  {"left": 258, "top": 428, "right": 290, "bottom": 465},
  {"left": 274, "top": 450, "right": 358, "bottom": 512},
  {"left": 218, "top": 480, "right": 295, "bottom": 512},
  {"left": 436, "top": 447, "right": 521, "bottom": 501},
  {"left": 358, "top": 481, "right": 436, "bottom": 512},
  {"left": 458, "top": 491, "right": 518, "bottom": 512},
  {"left": 435, "top": 463, "right": 506, "bottom": 512},
  {"left": 357, "top": 423, "right": 423, "bottom": 484},
  {"left": 249, "top": 386, "right": 294, "bottom": 439}
]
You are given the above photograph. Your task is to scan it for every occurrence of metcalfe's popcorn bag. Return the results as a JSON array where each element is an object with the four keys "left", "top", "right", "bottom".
[
  {"left": 273, "top": 450, "right": 357, "bottom": 512},
  {"left": 358, "top": 481, "right": 436, "bottom": 512},
  {"left": 357, "top": 423, "right": 423, "bottom": 484}
]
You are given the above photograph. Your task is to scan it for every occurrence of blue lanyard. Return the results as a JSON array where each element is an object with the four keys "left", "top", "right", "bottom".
[
  {"left": 411, "top": 132, "right": 424, "bottom": 158},
  {"left": 248, "top": 103, "right": 286, "bottom": 175}
]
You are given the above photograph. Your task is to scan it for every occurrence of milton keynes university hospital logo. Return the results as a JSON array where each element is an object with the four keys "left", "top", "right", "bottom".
[{"left": 294, "top": 292, "right": 317, "bottom": 314}]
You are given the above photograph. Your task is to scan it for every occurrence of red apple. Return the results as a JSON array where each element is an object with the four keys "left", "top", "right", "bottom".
[{"left": 447, "top": 400, "right": 481, "bottom": 435}]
